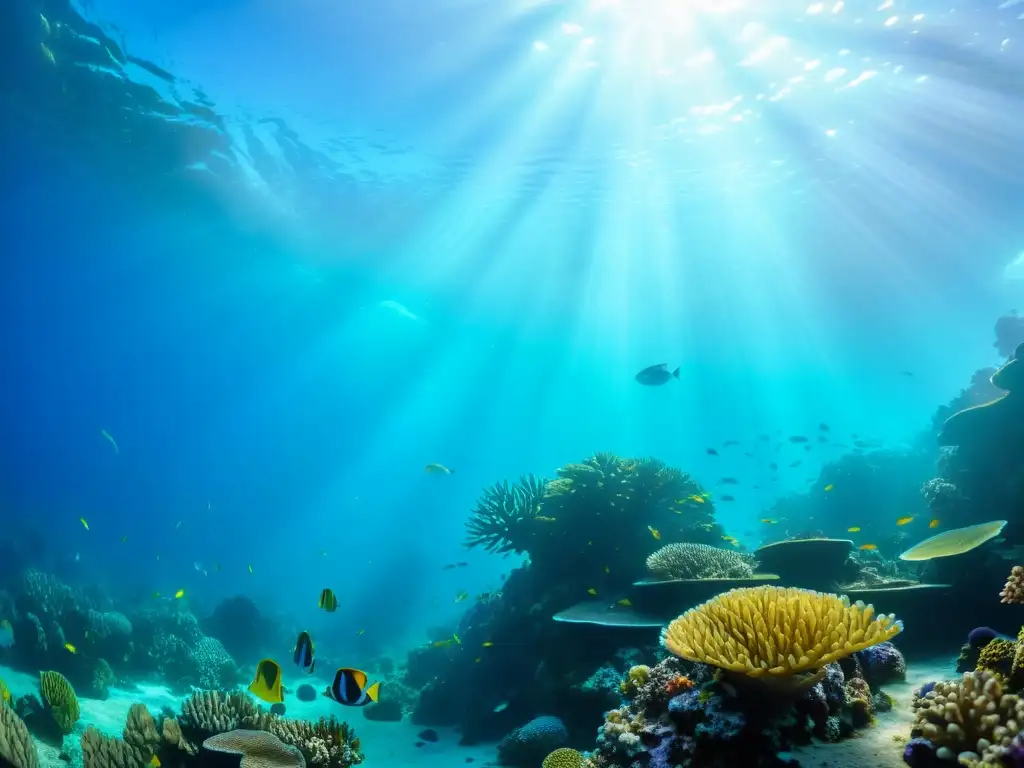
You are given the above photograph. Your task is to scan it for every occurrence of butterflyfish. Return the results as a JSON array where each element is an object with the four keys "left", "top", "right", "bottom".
[
  {"left": 424, "top": 463, "right": 454, "bottom": 475},
  {"left": 587, "top": 588, "right": 597, "bottom": 596},
  {"left": 293, "top": 631, "right": 315, "bottom": 674},
  {"left": 318, "top": 588, "right": 338, "bottom": 612},
  {"left": 617, "top": 598, "right": 632, "bottom": 607},
  {"left": 324, "top": 667, "right": 381, "bottom": 707},
  {"left": 247, "top": 659, "right": 285, "bottom": 703}
]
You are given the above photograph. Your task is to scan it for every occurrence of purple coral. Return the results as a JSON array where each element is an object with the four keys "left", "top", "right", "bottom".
[
  {"left": 968, "top": 627, "right": 1013, "bottom": 648},
  {"left": 903, "top": 737, "right": 941, "bottom": 768},
  {"left": 855, "top": 642, "right": 906, "bottom": 687}
]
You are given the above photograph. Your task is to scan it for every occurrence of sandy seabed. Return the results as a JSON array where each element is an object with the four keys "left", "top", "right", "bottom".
[{"left": 2, "top": 656, "right": 956, "bottom": 768}]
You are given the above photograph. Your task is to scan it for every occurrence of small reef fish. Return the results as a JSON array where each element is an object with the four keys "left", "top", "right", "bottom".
[
  {"left": 635, "top": 363, "right": 680, "bottom": 386},
  {"left": 535, "top": 516, "right": 557, "bottom": 523},
  {"left": 65, "top": 643, "right": 77, "bottom": 654},
  {"left": 0, "top": 620, "right": 14, "bottom": 649},
  {"left": 454, "top": 591, "right": 469, "bottom": 603},
  {"left": 788, "top": 435, "right": 809, "bottom": 443},
  {"left": 248, "top": 659, "right": 285, "bottom": 703},
  {"left": 174, "top": 589, "right": 185, "bottom": 599},
  {"left": 424, "top": 463, "right": 454, "bottom": 475},
  {"left": 100, "top": 429, "right": 119, "bottom": 453},
  {"left": 441, "top": 562, "right": 469, "bottom": 570},
  {"left": 789, "top": 460, "right": 802, "bottom": 468},
  {"left": 587, "top": 588, "right": 598, "bottom": 596},
  {"left": 761, "top": 519, "right": 777, "bottom": 524},
  {"left": 723, "top": 440, "right": 740, "bottom": 447},
  {"left": 194, "top": 562, "right": 208, "bottom": 577},
  {"left": 859, "top": 544, "right": 878, "bottom": 551},
  {"left": 152, "top": 592, "right": 161, "bottom": 599},
  {"left": 121, "top": 536, "right": 128, "bottom": 543},
  {"left": 318, "top": 588, "right": 338, "bottom": 612},
  {"left": 706, "top": 448, "right": 719, "bottom": 456},
  {"left": 647, "top": 526, "right": 661, "bottom": 540},
  {"left": 720, "top": 495, "right": 735, "bottom": 502},
  {"left": 150, "top": 756, "right": 161, "bottom": 768},
  {"left": 720, "top": 478, "right": 739, "bottom": 485},
  {"left": 929, "top": 519, "right": 941, "bottom": 529},
  {"left": 493, "top": 702, "right": 508, "bottom": 713},
  {"left": 769, "top": 463, "right": 778, "bottom": 471},
  {"left": 686, "top": 495, "right": 705, "bottom": 504},
  {"left": 324, "top": 668, "right": 381, "bottom": 707},
  {"left": 847, "top": 526, "right": 861, "bottom": 533},
  {"left": 293, "top": 631, "right": 316, "bottom": 674},
  {"left": 79, "top": 517, "right": 89, "bottom": 531},
  {"left": 819, "top": 423, "right": 830, "bottom": 432},
  {"left": 248, "top": 564, "right": 253, "bottom": 573},
  {"left": 896, "top": 516, "right": 914, "bottom": 526},
  {"left": 482, "top": 641, "right": 494, "bottom": 647},
  {"left": 616, "top": 599, "right": 633, "bottom": 607},
  {"left": 721, "top": 536, "right": 739, "bottom": 546},
  {"left": 824, "top": 484, "right": 834, "bottom": 492},
  {"left": 603, "top": 565, "right": 611, "bottom": 574}
]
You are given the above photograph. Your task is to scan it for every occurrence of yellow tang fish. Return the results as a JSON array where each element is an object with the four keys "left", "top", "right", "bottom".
[
  {"left": 587, "top": 588, "right": 597, "bottom": 596},
  {"left": 929, "top": 519, "right": 941, "bottom": 529},
  {"left": 65, "top": 643, "right": 77, "bottom": 654},
  {"left": 174, "top": 589, "right": 185, "bottom": 599},
  {"left": 847, "top": 526, "right": 861, "bottom": 533},
  {"left": 648, "top": 526, "right": 661, "bottom": 540},
  {"left": 896, "top": 516, "right": 914, "bottom": 526},
  {"left": 824, "top": 484, "right": 834, "bottom": 492},
  {"left": 79, "top": 517, "right": 89, "bottom": 531},
  {"left": 859, "top": 544, "right": 878, "bottom": 551},
  {"left": 617, "top": 599, "right": 633, "bottom": 607}
]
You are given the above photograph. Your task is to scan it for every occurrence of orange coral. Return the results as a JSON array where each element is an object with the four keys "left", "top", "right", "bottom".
[
  {"left": 664, "top": 676, "right": 693, "bottom": 696},
  {"left": 1000, "top": 566, "right": 1024, "bottom": 604}
]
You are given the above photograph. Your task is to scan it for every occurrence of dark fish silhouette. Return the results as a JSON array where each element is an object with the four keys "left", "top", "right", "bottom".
[
  {"left": 706, "top": 448, "right": 719, "bottom": 456},
  {"left": 721, "top": 478, "right": 739, "bottom": 485},
  {"left": 758, "top": 434, "right": 770, "bottom": 441},
  {"left": 788, "top": 435, "right": 809, "bottom": 443},
  {"left": 720, "top": 495, "right": 736, "bottom": 501},
  {"left": 635, "top": 364, "right": 680, "bottom": 386},
  {"left": 818, "top": 436, "right": 828, "bottom": 443},
  {"left": 789, "top": 460, "right": 802, "bottom": 467},
  {"left": 723, "top": 440, "right": 740, "bottom": 447},
  {"left": 417, "top": 730, "right": 439, "bottom": 743},
  {"left": 819, "top": 423, "right": 830, "bottom": 431},
  {"left": 769, "top": 463, "right": 778, "bottom": 471}
]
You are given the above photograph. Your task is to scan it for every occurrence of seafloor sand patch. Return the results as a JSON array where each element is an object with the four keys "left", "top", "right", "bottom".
[
  {"left": 783, "top": 656, "right": 956, "bottom": 768},
  {"left": 1, "top": 664, "right": 499, "bottom": 767}
]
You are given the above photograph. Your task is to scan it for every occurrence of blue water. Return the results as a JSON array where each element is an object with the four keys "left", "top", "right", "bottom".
[{"left": 0, "top": 0, "right": 1021, "bottom": 661}]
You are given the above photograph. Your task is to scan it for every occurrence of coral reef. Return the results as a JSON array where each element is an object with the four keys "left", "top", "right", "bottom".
[
  {"left": 497, "top": 716, "right": 569, "bottom": 767},
  {"left": 854, "top": 641, "right": 907, "bottom": 687},
  {"left": 39, "top": 671, "right": 80, "bottom": 735},
  {"left": 542, "top": 748, "right": 583, "bottom": 768},
  {"left": 644, "top": 543, "right": 755, "bottom": 581},
  {"left": 661, "top": 586, "right": 903, "bottom": 685},
  {"left": 465, "top": 475, "right": 548, "bottom": 555},
  {"left": 0, "top": 702, "right": 38, "bottom": 768},
  {"left": 203, "top": 730, "right": 305, "bottom": 768},
  {"left": 1001, "top": 566, "right": 1024, "bottom": 604}
]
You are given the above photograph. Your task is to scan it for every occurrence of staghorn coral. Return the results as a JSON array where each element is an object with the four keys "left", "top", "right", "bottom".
[
  {"left": 267, "top": 716, "right": 362, "bottom": 768},
  {"left": 465, "top": 475, "right": 547, "bottom": 554},
  {"left": 39, "top": 671, "right": 79, "bottom": 735},
  {"left": 661, "top": 586, "right": 903, "bottom": 680},
  {"left": 1001, "top": 566, "right": 1024, "bottom": 604},
  {"left": 645, "top": 543, "right": 755, "bottom": 581},
  {"left": 0, "top": 703, "right": 37, "bottom": 768},
  {"left": 203, "top": 730, "right": 305, "bottom": 768},
  {"left": 542, "top": 748, "right": 583, "bottom": 768},
  {"left": 911, "top": 670, "right": 1024, "bottom": 765}
]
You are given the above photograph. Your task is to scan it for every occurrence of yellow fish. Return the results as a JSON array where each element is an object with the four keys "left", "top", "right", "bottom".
[
  {"left": 454, "top": 591, "right": 469, "bottom": 603},
  {"left": 896, "top": 516, "right": 914, "bottom": 526},
  {"left": 929, "top": 519, "right": 941, "bottom": 529},
  {"left": 648, "top": 526, "right": 661, "bottom": 540},
  {"left": 174, "top": 589, "right": 185, "bottom": 599},
  {"left": 761, "top": 518, "right": 777, "bottom": 524},
  {"left": 617, "top": 599, "right": 632, "bottom": 607},
  {"left": 535, "top": 515, "right": 557, "bottom": 523},
  {"left": 65, "top": 643, "right": 77, "bottom": 654},
  {"left": 79, "top": 517, "right": 89, "bottom": 531},
  {"left": 859, "top": 543, "right": 878, "bottom": 551},
  {"left": 847, "top": 526, "right": 861, "bottom": 533},
  {"left": 824, "top": 484, "right": 834, "bottom": 492},
  {"left": 247, "top": 659, "right": 284, "bottom": 704},
  {"left": 424, "top": 463, "right": 454, "bottom": 475},
  {"left": 482, "top": 641, "right": 494, "bottom": 647},
  {"left": 687, "top": 495, "right": 705, "bottom": 504},
  {"left": 453, "top": 633, "right": 461, "bottom": 645},
  {"left": 432, "top": 639, "right": 454, "bottom": 648},
  {"left": 587, "top": 588, "right": 597, "bottom": 596},
  {"left": 150, "top": 757, "right": 161, "bottom": 768}
]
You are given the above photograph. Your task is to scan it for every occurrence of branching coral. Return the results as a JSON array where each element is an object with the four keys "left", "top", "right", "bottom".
[
  {"left": 661, "top": 586, "right": 903, "bottom": 679},
  {"left": 465, "top": 475, "right": 547, "bottom": 554},
  {"left": 911, "top": 670, "right": 1024, "bottom": 765},
  {"left": 0, "top": 702, "right": 37, "bottom": 768},
  {"left": 39, "top": 670, "right": 79, "bottom": 734},
  {"left": 1001, "top": 566, "right": 1024, "bottom": 604},
  {"left": 645, "top": 543, "right": 755, "bottom": 581},
  {"left": 268, "top": 716, "right": 362, "bottom": 768}
]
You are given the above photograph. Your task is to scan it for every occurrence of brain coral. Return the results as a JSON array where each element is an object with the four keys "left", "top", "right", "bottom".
[
  {"left": 645, "top": 543, "right": 755, "bottom": 581},
  {"left": 497, "top": 716, "right": 569, "bottom": 767},
  {"left": 542, "top": 748, "right": 583, "bottom": 768},
  {"left": 661, "top": 585, "right": 903, "bottom": 677}
]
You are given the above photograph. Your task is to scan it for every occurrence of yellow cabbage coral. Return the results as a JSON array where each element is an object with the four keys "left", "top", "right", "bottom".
[
  {"left": 661, "top": 585, "right": 903, "bottom": 677},
  {"left": 40, "top": 670, "right": 79, "bottom": 734}
]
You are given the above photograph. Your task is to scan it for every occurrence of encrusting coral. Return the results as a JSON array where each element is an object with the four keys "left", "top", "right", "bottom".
[
  {"left": 203, "top": 730, "right": 305, "bottom": 768},
  {"left": 1001, "top": 566, "right": 1024, "bottom": 604},
  {"left": 645, "top": 543, "right": 755, "bottom": 581},
  {"left": 910, "top": 670, "right": 1024, "bottom": 766},
  {"left": 39, "top": 670, "right": 79, "bottom": 735},
  {"left": 661, "top": 586, "right": 903, "bottom": 681},
  {"left": 0, "top": 703, "right": 38, "bottom": 768}
]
